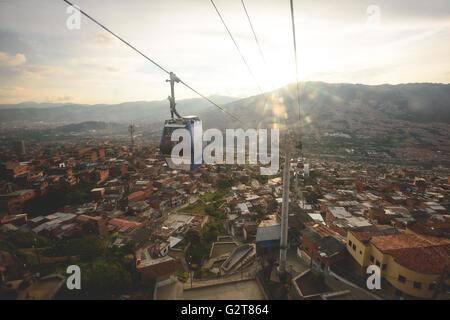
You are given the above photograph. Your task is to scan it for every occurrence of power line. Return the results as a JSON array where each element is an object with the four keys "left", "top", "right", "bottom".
[
  {"left": 61, "top": 0, "right": 246, "bottom": 126},
  {"left": 209, "top": 0, "right": 268, "bottom": 103},
  {"left": 240, "top": 0, "right": 268, "bottom": 70},
  {"left": 179, "top": 79, "right": 243, "bottom": 124},
  {"left": 63, "top": 0, "right": 170, "bottom": 75},
  {"left": 240, "top": 0, "right": 277, "bottom": 97}
]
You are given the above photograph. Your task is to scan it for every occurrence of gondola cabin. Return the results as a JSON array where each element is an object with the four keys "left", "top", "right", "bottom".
[{"left": 160, "top": 116, "right": 203, "bottom": 171}]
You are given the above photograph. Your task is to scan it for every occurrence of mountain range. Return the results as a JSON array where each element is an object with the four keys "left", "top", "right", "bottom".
[
  {"left": 1, "top": 83, "right": 448, "bottom": 130},
  {"left": 0, "top": 95, "right": 238, "bottom": 125},
  {"left": 2, "top": 82, "right": 449, "bottom": 163}
]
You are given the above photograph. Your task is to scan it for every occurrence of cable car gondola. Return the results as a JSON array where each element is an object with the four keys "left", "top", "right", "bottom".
[{"left": 159, "top": 72, "right": 203, "bottom": 171}]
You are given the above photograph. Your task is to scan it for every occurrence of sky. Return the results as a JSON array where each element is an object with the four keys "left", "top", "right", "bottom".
[{"left": 0, "top": 0, "right": 449, "bottom": 104}]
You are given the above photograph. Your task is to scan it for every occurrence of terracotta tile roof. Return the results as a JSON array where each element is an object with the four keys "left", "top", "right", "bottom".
[
  {"left": 370, "top": 234, "right": 450, "bottom": 251},
  {"left": 385, "top": 246, "right": 449, "bottom": 274},
  {"left": 351, "top": 231, "right": 371, "bottom": 242},
  {"left": 370, "top": 234, "right": 450, "bottom": 274}
]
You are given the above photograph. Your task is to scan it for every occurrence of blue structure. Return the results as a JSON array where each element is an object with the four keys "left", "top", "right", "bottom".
[{"left": 160, "top": 116, "right": 203, "bottom": 171}]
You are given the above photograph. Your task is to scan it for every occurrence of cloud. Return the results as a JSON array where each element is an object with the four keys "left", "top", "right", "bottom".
[
  {"left": 53, "top": 95, "right": 73, "bottom": 102},
  {"left": 0, "top": 85, "right": 35, "bottom": 102},
  {"left": 95, "top": 33, "right": 117, "bottom": 46},
  {"left": 106, "top": 66, "right": 120, "bottom": 72},
  {"left": 0, "top": 52, "right": 26, "bottom": 66},
  {"left": 18, "top": 65, "right": 57, "bottom": 79}
]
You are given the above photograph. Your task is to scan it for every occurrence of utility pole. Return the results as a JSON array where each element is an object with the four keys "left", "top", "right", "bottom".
[
  {"left": 293, "top": 166, "right": 298, "bottom": 201},
  {"left": 279, "top": 131, "right": 291, "bottom": 275},
  {"left": 128, "top": 122, "right": 136, "bottom": 166}
]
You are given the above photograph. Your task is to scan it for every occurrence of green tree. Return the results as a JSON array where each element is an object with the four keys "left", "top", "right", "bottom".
[{"left": 217, "top": 178, "right": 233, "bottom": 190}]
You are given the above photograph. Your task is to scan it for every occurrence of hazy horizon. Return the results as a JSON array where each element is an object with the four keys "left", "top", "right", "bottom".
[{"left": 1, "top": 80, "right": 450, "bottom": 106}]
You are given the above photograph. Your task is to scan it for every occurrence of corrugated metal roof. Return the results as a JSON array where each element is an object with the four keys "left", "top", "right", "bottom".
[{"left": 256, "top": 222, "right": 281, "bottom": 242}]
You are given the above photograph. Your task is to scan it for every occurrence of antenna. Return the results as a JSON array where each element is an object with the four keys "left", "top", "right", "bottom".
[{"left": 128, "top": 122, "right": 136, "bottom": 165}]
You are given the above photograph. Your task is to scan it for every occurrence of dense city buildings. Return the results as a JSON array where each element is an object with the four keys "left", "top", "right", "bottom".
[{"left": 0, "top": 135, "right": 448, "bottom": 300}]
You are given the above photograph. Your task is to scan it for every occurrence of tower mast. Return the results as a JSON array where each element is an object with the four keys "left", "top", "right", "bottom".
[
  {"left": 129, "top": 122, "right": 136, "bottom": 165},
  {"left": 279, "top": 132, "right": 291, "bottom": 275}
]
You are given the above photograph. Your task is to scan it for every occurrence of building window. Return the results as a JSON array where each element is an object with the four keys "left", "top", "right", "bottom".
[
  {"left": 382, "top": 264, "right": 387, "bottom": 271},
  {"left": 359, "top": 250, "right": 362, "bottom": 255},
  {"left": 376, "top": 260, "right": 380, "bottom": 267},
  {"left": 413, "top": 282, "right": 422, "bottom": 289},
  {"left": 352, "top": 244, "right": 356, "bottom": 251},
  {"left": 398, "top": 275, "right": 406, "bottom": 283},
  {"left": 370, "top": 255, "right": 374, "bottom": 263},
  {"left": 348, "top": 240, "right": 352, "bottom": 247},
  {"left": 429, "top": 283, "right": 436, "bottom": 291}
]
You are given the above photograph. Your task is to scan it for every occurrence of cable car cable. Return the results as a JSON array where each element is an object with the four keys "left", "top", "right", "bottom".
[
  {"left": 241, "top": 0, "right": 278, "bottom": 98},
  {"left": 210, "top": 0, "right": 270, "bottom": 105},
  {"left": 61, "top": 0, "right": 247, "bottom": 126},
  {"left": 62, "top": 0, "right": 170, "bottom": 75},
  {"left": 240, "top": 0, "right": 268, "bottom": 74}
]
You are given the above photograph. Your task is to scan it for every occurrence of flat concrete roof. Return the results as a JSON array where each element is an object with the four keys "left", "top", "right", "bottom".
[{"left": 183, "top": 279, "right": 265, "bottom": 300}]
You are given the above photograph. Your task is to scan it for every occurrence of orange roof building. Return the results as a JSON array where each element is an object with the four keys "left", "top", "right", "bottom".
[{"left": 347, "top": 231, "right": 450, "bottom": 299}]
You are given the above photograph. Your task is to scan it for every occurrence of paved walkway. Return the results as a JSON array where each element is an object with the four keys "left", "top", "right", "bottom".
[
  {"left": 286, "top": 249, "right": 310, "bottom": 275},
  {"left": 183, "top": 279, "right": 265, "bottom": 300},
  {"left": 156, "top": 281, "right": 184, "bottom": 300},
  {"left": 183, "top": 272, "right": 254, "bottom": 290}
]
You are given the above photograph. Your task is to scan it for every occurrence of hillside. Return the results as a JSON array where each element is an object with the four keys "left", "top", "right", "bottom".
[
  {"left": 198, "top": 82, "right": 450, "bottom": 129},
  {"left": 0, "top": 95, "right": 238, "bottom": 125}
]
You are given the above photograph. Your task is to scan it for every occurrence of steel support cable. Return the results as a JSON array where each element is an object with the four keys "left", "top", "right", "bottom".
[
  {"left": 61, "top": 0, "right": 247, "bottom": 126},
  {"left": 210, "top": 0, "right": 270, "bottom": 107},
  {"left": 240, "top": 0, "right": 268, "bottom": 72}
]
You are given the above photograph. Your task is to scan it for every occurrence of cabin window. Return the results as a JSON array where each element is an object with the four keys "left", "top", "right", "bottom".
[
  {"left": 398, "top": 275, "right": 406, "bottom": 283},
  {"left": 348, "top": 240, "right": 352, "bottom": 247}
]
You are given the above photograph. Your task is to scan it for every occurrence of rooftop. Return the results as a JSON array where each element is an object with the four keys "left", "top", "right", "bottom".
[{"left": 370, "top": 234, "right": 450, "bottom": 274}]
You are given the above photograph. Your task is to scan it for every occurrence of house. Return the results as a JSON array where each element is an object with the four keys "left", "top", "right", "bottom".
[
  {"left": 128, "top": 191, "right": 146, "bottom": 202},
  {"left": 298, "top": 227, "right": 346, "bottom": 273},
  {"left": 256, "top": 219, "right": 281, "bottom": 256},
  {"left": 0, "top": 189, "right": 35, "bottom": 214},
  {"left": 347, "top": 231, "right": 450, "bottom": 299},
  {"left": 325, "top": 206, "right": 351, "bottom": 226},
  {"left": 135, "top": 245, "right": 178, "bottom": 287},
  {"left": 91, "top": 188, "right": 105, "bottom": 199}
]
